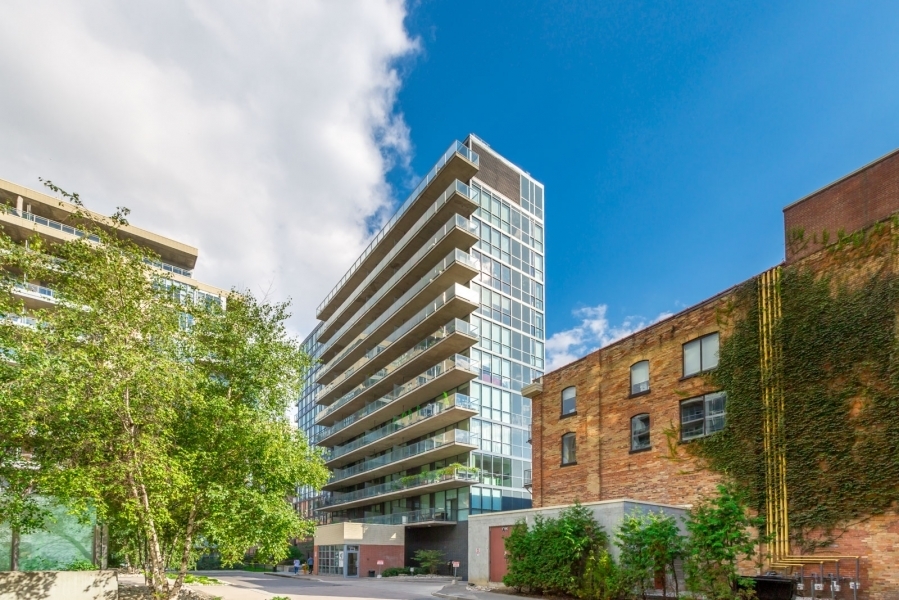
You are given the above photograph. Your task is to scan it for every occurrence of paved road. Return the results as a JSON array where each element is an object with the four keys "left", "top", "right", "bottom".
[{"left": 185, "top": 571, "right": 449, "bottom": 600}]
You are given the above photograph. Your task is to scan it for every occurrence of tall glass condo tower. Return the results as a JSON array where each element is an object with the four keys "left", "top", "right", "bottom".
[{"left": 297, "top": 135, "right": 544, "bottom": 578}]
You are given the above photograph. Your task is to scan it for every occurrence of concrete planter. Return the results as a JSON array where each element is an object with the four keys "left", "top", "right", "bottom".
[{"left": 0, "top": 570, "right": 117, "bottom": 600}]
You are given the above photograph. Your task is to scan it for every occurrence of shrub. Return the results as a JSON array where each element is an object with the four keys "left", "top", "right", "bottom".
[
  {"left": 413, "top": 549, "right": 445, "bottom": 574},
  {"left": 381, "top": 567, "right": 412, "bottom": 577},
  {"left": 503, "top": 502, "right": 607, "bottom": 595},
  {"left": 63, "top": 559, "right": 97, "bottom": 571},
  {"left": 684, "top": 483, "right": 762, "bottom": 600},
  {"left": 615, "top": 510, "right": 685, "bottom": 599},
  {"left": 577, "top": 548, "right": 626, "bottom": 600}
]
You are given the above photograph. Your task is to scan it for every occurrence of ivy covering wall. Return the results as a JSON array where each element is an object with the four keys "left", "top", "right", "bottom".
[{"left": 692, "top": 223, "right": 899, "bottom": 551}]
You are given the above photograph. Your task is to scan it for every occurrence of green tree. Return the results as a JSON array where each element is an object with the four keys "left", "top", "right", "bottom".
[
  {"left": 577, "top": 548, "right": 626, "bottom": 600},
  {"left": 0, "top": 235, "right": 54, "bottom": 571},
  {"left": 0, "top": 200, "right": 328, "bottom": 598},
  {"left": 684, "top": 484, "right": 762, "bottom": 600},
  {"left": 413, "top": 549, "right": 445, "bottom": 575},
  {"left": 614, "top": 510, "right": 685, "bottom": 599}
]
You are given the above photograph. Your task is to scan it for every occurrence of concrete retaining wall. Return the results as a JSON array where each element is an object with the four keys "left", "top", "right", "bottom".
[
  {"left": 0, "top": 570, "right": 117, "bottom": 600},
  {"left": 467, "top": 499, "right": 688, "bottom": 586}
]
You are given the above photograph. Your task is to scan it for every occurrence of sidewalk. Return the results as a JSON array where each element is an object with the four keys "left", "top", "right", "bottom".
[{"left": 267, "top": 571, "right": 458, "bottom": 584}]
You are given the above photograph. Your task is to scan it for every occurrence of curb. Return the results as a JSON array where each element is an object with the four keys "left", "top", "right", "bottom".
[
  {"left": 263, "top": 572, "right": 335, "bottom": 583},
  {"left": 433, "top": 592, "right": 478, "bottom": 600}
]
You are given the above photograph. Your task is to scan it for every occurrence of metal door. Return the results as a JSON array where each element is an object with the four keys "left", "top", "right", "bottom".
[{"left": 489, "top": 526, "right": 512, "bottom": 582}]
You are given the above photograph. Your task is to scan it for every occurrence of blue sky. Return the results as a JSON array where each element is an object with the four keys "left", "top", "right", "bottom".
[
  {"left": 1, "top": 1, "right": 897, "bottom": 363},
  {"left": 390, "top": 1, "right": 899, "bottom": 367}
]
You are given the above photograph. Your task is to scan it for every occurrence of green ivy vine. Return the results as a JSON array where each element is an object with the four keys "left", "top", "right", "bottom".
[{"left": 691, "top": 224, "right": 899, "bottom": 551}]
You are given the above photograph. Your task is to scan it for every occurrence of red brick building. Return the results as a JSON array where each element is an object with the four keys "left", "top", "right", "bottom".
[{"left": 526, "top": 148, "right": 899, "bottom": 600}]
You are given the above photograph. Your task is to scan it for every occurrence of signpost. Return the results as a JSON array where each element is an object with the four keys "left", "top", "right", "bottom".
[
  {"left": 452, "top": 561, "right": 460, "bottom": 578},
  {"left": 377, "top": 559, "right": 384, "bottom": 578}
]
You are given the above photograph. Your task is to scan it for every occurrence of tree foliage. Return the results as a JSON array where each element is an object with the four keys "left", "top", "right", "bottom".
[
  {"left": 684, "top": 484, "right": 762, "bottom": 600},
  {"left": 0, "top": 199, "right": 328, "bottom": 598},
  {"left": 503, "top": 503, "right": 608, "bottom": 595},
  {"left": 614, "top": 510, "right": 684, "bottom": 599},
  {"left": 412, "top": 549, "right": 445, "bottom": 575}
]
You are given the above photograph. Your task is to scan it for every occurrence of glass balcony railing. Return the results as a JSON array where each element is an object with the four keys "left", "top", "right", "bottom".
[
  {"left": 319, "top": 282, "right": 479, "bottom": 383},
  {"left": 3, "top": 314, "right": 39, "bottom": 328},
  {"left": 328, "top": 393, "right": 479, "bottom": 461},
  {"left": 3, "top": 206, "right": 101, "bottom": 243},
  {"left": 321, "top": 183, "right": 475, "bottom": 337},
  {"left": 317, "top": 141, "right": 479, "bottom": 318},
  {"left": 2, "top": 206, "right": 193, "bottom": 278},
  {"left": 348, "top": 507, "right": 458, "bottom": 525},
  {"left": 314, "top": 353, "right": 479, "bottom": 432},
  {"left": 319, "top": 318, "right": 478, "bottom": 405},
  {"left": 320, "top": 467, "right": 479, "bottom": 508},
  {"left": 143, "top": 258, "right": 193, "bottom": 278},
  {"left": 319, "top": 242, "right": 479, "bottom": 358},
  {"left": 14, "top": 282, "right": 57, "bottom": 301},
  {"left": 329, "top": 429, "right": 478, "bottom": 485}
]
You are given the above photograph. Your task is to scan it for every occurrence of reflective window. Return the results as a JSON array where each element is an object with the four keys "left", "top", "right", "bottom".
[
  {"left": 562, "top": 432, "right": 577, "bottom": 465},
  {"left": 631, "top": 414, "right": 650, "bottom": 451},
  {"left": 630, "top": 361, "right": 650, "bottom": 394},
  {"left": 561, "top": 386, "right": 577, "bottom": 416},
  {"left": 683, "top": 332, "right": 720, "bottom": 377},
  {"left": 680, "top": 392, "right": 727, "bottom": 441}
]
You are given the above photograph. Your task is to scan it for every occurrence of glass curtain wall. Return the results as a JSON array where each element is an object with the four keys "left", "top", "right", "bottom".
[{"left": 468, "top": 176, "right": 544, "bottom": 514}]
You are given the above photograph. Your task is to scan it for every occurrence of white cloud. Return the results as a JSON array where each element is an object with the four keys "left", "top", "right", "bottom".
[
  {"left": 0, "top": 0, "right": 417, "bottom": 335},
  {"left": 545, "top": 305, "right": 674, "bottom": 371}
]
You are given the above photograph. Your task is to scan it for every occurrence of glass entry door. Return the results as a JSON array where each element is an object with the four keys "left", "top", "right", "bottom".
[{"left": 345, "top": 545, "right": 359, "bottom": 577}]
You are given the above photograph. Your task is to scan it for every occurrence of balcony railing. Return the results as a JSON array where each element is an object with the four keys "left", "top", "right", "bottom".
[
  {"left": 317, "top": 141, "right": 479, "bottom": 318},
  {"left": 319, "top": 318, "right": 478, "bottom": 406},
  {"left": 319, "top": 246, "right": 479, "bottom": 359},
  {"left": 3, "top": 206, "right": 192, "bottom": 277},
  {"left": 314, "top": 354, "right": 479, "bottom": 434},
  {"left": 320, "top": 183, "right": 475, "bottom": 338},
  {"left": 3, "top": 207, "right": 101, "bottom": 243},
  {"left": 319, "top": 283, "right": 479, "bottom": 383},
  {"left": 144, "top": 258, "right": 193, "bottom": 278},
  {"left": 3, "top": 314, "right": 39, "bottom": 328},
  {"left": 348, "top": 508, "right": 457, "bottom": 526},
  {"left": 328, "top": 429, "right": 478, "bottom": 484},
  {"left": 319, "top": 467, "right": 479, "bottom": 508},
  {"left": 328, "top": 393, "right": 478, "bottom": 461},
  {"left": 14, "top": 282, "right": 57, "bottom": 301}
]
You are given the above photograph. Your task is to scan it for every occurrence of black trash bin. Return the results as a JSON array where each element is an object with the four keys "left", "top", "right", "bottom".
[
  {"left": 368, "top": 570, "right": 376, "bottom": 578},
  {"left": 748, "top": 575, "right": 796, "bottom": 600}
]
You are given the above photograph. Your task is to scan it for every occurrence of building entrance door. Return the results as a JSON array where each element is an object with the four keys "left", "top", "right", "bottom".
[
  {"left": 345, "top": 545, "right": 359, "bottom": 577},
  {"left": 489, "top": 526, "right": 512, "bottom": 583}
]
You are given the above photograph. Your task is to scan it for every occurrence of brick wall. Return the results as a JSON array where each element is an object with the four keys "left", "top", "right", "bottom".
[
  {"left": 359, "top": 544, "right": 405, "bottom": 576},
  {"left": 784, "top": 148, "right": 899, "bottom": 263},
  {"left": 532, "top": 291, "right": 734, "bottom": 509}
]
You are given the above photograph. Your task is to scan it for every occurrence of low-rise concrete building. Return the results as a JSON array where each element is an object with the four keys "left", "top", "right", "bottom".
[{"left": 467, "top": 499, "right": 687, "bottom": 586}]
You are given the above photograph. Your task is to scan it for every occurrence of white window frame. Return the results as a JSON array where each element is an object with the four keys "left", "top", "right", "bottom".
[{"left": 683, "top": 332, "right": 720, "bottom": 377}]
